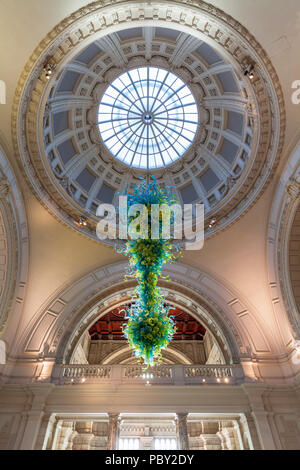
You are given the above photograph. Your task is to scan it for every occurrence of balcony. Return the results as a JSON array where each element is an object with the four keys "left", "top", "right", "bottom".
[{"left": 51, "top": 364, "right": 246, "bottom": 386}]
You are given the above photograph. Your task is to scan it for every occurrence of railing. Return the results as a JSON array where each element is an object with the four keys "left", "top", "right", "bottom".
[{"left": 51, "top": 364, "right": 245, "bottom": 385}]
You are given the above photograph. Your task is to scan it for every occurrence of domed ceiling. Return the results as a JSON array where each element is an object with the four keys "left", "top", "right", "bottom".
[{"left": 13, "top": 1, "right": 285, "bottom": 241}]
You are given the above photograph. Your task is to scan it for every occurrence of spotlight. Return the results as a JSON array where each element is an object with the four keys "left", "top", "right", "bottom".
[
  {"left": 216, "top": 378, "right": 221, "bottom": 383},
  {"left": 224, "top": 378, "right": 229, "bottom": 383},
  {"left": 209, "top": 218, "right": 217, "bottom": 228},
  {"left": 243, "top": 64, "right": 255, "bottom": 80},
  {"left": 81, "top": 377, "right": 86, "bottom": 383},
  {"left": 77, "top": 217, "right": 88, "bottom": 227},
  {"left": 43, "top": 61, "right": 56, "bottom": 80},
  {"left": 202, "top": 379, "right": 206, "bottom": 383}
]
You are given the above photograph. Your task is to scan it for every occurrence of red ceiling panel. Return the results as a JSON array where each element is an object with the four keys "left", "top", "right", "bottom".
[{"left": 89, "top": 306, "right": 206, "bottom": 341}]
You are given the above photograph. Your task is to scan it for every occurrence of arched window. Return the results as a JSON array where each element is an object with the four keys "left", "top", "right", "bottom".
[
  {"left": 154, "top": 437, "right": 177, "bottom": 450},
  {"left": 119, "top": 437, "right": 139, "bottom": 450}
]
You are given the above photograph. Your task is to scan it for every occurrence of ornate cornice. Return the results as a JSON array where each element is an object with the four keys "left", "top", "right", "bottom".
[
  {"left": 267, "top": 141, "right": 300, "bottom": 342},
  {"left": 11, "top": 0, "right": 285, "bottom": 241}
]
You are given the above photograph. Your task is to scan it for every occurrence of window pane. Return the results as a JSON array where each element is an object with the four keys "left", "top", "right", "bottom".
[
  {"left": 154, "top": 437, "right": 177, "bottom": 450},
  {"left": 98, "top": 67, "right": 198, "bottom": 170},
  {"left": 119, "top": 438, "right": 139, "bottom": 450}
]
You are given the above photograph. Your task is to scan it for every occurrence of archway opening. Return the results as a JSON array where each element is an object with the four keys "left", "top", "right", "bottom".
[{"left": 71, "top": 303, "right": 226, "bottom": 366}]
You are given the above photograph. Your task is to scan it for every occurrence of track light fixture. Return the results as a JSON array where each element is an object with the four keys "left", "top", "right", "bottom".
[
  {"left": 208, "top": 218, "right": 217, "bottom": 229},
  {"left": 43, "top": 60, "right": 56, "bottom": 80},
  {"left": 76, "top": 217, "right": 88, "bottom": 227},
  {"left": 243, "top": 63, "right": 255, "bottom": 80}
]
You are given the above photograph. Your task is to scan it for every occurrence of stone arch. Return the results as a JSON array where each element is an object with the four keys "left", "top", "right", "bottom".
[
  {"left": 0, "top": 143, "right": 28, "bottom": 350},
  {"left": 19, "top": 260, "right": 277, "bottom": 381},
  {"left": 58, "top": 282, "right": 235, "bottom": 366},
  {"left": 267, "top": 137, "right": 300, "bottom": 347}
]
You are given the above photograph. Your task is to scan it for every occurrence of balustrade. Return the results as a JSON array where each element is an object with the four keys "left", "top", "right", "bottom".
[{"left": 51, "top": 364, "right": 244, "bottom": 385}]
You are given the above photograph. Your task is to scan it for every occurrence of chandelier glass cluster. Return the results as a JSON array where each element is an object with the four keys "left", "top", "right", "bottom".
[{"left": 117, "top": 179, "right": 182, "bottom": 366}]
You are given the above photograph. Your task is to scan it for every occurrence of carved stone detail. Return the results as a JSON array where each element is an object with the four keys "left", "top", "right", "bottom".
[
  {"left": 0, "top": 178, "right": 10, "bottom": 199},
  {"left": 286, "top": 179, "right": 300, "bottom": 200}
]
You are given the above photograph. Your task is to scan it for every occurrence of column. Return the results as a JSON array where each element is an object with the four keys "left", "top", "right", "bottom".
[
  {"left": 34, "top": 413, "right": 57, "bottom": 450},
  {"left": 243, "top": 385, "right": 276, "bottom": 450},
  {"left": 19, "top": 384, "right": 54, "bottom": 450},
  {"left": 251, "top": 410, "right": 276, "bottom": 450},
  {"left": 176, "top": 413, "right": 189, "bottom": 450},
  {"left": 107, "top": 413, "right": 120, "bottom": 450},
  {"left": 19, "top": 410, "right": 45, "bottom": 450},
  {"left": 239, "top": 413, "right": 261, "bottom": 450}
]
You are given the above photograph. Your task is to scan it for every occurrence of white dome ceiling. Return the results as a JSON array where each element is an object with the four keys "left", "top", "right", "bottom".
[
  {"left": 44, "top": 28, "right": 254, "bottom": 216},
  {"left": 13, "top": 1, "right": 285, "bottom": 241}
]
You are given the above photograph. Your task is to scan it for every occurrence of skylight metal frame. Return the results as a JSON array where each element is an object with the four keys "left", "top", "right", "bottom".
[{"left": 98, "top": 67, "right": 199, "bottom": 170}]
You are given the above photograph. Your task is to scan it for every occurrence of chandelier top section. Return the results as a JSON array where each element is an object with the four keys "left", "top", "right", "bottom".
[{"left": 98, "top": 67, "right": 198, "bottom": 169}]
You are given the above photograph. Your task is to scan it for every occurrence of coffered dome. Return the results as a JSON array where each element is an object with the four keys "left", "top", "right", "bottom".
[{"left": 14, "top": 3, "right": 285, "bottom": 241}]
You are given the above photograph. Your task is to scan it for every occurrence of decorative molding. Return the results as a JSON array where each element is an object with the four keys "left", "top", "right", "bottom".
[
  {"left": 0, "top": 144, "right": 28, "bottom": 338},
  {"left": 11, "top": 0, "right": 285, "bottom": 241},
  {"left": 286, "top": 178, "right": 300, "bottom": 200},
  {"left": 0, "top": 178, "right": 10, "bottom": 199},
  {"left": 267, "top": 139, "right": 300, "bottom": 343}
]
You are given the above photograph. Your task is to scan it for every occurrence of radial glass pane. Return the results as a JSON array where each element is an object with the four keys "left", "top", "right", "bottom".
[{"left": 98, "top": 67, "right": 199, "bottom": 169}]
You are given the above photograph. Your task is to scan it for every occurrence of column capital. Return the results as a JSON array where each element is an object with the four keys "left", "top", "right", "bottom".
[{"left": 286, "top": 178, "right": 300, "bottom": 200}]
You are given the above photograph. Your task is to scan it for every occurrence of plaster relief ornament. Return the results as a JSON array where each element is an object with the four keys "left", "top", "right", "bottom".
[{"left": 116, "top": 178, "right": 183, "bottom": 367}]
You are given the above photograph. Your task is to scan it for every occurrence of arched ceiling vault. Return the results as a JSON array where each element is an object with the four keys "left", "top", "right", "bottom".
[
  {"left": 268, "top": 138, "right": 300, "bottom": 344},
  {"left": 15, "top": 260, "right": 295, "bottom": 384},
  {"left": 0, "top": 143, "right": 28, "bottom": 345}
]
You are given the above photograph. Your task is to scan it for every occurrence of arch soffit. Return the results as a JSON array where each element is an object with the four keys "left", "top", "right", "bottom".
[
  {"left": 267, "top": 138, "right": 300, "bottom": 341},
  {"left": 0, "top": 143, "right": 28, "bottom": 341}
]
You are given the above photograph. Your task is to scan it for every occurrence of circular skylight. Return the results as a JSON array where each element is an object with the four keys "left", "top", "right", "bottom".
[{"left": 98, "top": 67, "right": 199, "bottom": 169}]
